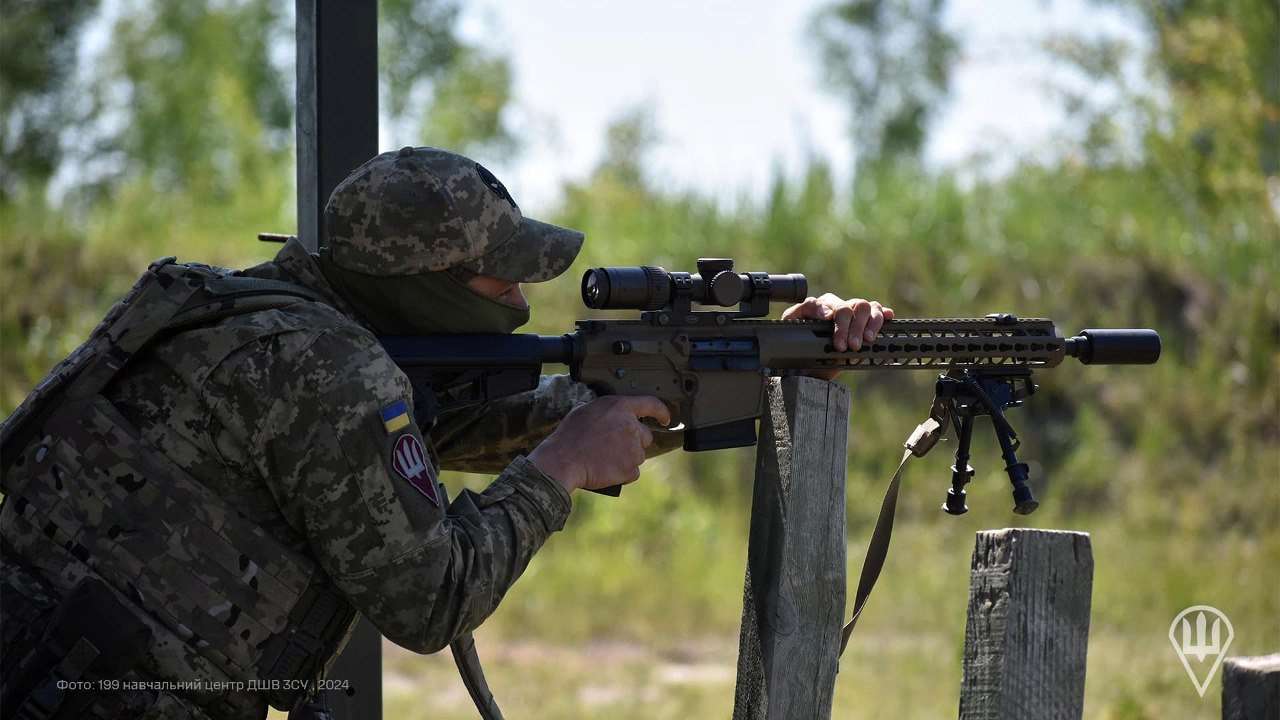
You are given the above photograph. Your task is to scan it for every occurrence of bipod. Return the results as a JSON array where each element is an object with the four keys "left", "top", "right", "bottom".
[{"left": 933, "top": 367, "right": 1040, "bottom": 515}]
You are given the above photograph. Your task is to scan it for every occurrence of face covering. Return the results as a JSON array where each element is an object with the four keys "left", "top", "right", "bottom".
[{"left": 318, "top": 255, "right": 531, "bottom": 335}]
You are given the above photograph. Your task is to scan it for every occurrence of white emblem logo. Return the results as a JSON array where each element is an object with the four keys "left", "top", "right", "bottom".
[{"left": 1169, "top": 605, "right": 1234, "bottom": 697}]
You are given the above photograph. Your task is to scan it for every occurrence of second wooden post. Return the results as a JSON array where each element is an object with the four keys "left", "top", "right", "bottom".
[
  {"left": 959, "top": 528, "right": 1094, "bottom": 720},
  {"left": 732, "top": 376, "right": 850, "bottom": 720}
]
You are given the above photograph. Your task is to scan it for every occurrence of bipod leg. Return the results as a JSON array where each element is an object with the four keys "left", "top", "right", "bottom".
[
  {"left": 942, "top": 415, "right": 975, "bottom": 515},
  {"left": 989, "top": 409, "right": 1038, "bottom": 514}
]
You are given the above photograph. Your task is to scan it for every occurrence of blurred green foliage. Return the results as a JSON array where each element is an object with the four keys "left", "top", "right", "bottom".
[
  {"left": 4, "top": 1, "right": 1278, "bottom": 718},
  {"left": 0, "top": 0, "right": 101, "bottom": 199},
  {"left": 809, "top": 0, "right": 958, "bottom": 166}
]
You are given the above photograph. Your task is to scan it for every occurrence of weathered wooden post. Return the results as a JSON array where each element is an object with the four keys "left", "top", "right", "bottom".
[
  {"left": 1222, "top": 654, "right": 1280, "bottom": 720},
  {"left": 959, "top": 528, "right": 1094, "bottom": 720},
  {"left": 732, "top": 376, "right": 849, "bottom": 720}
]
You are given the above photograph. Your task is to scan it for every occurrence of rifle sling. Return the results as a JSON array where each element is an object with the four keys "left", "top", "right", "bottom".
[
  {"left": 451, "top": 633, "right": 505, "bottom": 720},
  {"left": 839, "top": 411, "right": 946, "bottom": 657}
]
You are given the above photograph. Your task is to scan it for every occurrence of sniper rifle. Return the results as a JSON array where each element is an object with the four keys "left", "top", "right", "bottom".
[{"left": 381, "top": 257, "right": 1161, "bottom": 514}]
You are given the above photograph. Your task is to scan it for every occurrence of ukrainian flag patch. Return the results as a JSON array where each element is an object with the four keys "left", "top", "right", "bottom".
[{"left": 380, "top": 400, "right": 411, "bottom": 433}]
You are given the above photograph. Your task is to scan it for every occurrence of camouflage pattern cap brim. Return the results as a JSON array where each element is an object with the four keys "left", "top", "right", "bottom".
[{"left": 462, "top": 217, "right": 584, "bottom": 283}]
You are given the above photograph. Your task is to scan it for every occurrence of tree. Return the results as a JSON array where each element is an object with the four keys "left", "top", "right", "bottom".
[
  {"left": 420, "top": 47, "right": 517, "bottom": 156},
  {"left": 808, "top": 0, "right": 958, "bottom": 168},
  {"left": 0, "top": 0, "right": 101, "bottom": 201},
  {"left": 1047, "top": 0, "right": 1278, "bottom": 210},
  {"left": 0, "top": 0, "right": 517, "bottom": 207}
]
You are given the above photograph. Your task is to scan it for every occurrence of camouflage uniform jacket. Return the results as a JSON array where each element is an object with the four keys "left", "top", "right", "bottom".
[{"left": 102, "top": 237, "right": 593, "bottom": 658}]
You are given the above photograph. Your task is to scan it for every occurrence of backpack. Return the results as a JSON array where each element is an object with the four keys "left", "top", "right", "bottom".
[{"left": 1, "top": 258, "right": 357, "bottom": 717}]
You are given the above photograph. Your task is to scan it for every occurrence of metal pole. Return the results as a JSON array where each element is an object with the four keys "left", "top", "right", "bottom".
[
  {"left": 296, "top": 2, "right": 382, "bottom": 717},
  {"left": 296, "top": 0, "right": 378, "bottom": 252}
]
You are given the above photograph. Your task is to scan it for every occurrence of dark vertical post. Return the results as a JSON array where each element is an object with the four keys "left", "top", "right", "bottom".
[
  {"left": 1222, "top": 655, "right": 1280, "bottom": 720},
  {"left": 296, "top": 0, "right": 378, "bottom": 252},
  {"left": 296, "top": 2, "right": 381, "bottom": 717},
  {"left": 732, "top": 376, "right": 849, "bottom": 720}
]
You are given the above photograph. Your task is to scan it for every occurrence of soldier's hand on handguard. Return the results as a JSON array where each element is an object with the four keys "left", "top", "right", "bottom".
[
  {"left": 528, "top": 395, "right": 672, "bottom": 494},
  {"left": 782, "top": 294, "right": 895, "bottom": 380}
]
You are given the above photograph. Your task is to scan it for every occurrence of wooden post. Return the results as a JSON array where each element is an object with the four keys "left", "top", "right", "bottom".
[
  {"left": 958, "top": 529, "right": 1093, "bottom": 720},
  {"left": 295, "top": 1, "right": 381, "bottom": 717},
  {"left": 732, "top": 376, "right": 849, "bottom": 720},
  {"left": 1222, "top": 654, "right": 1280, "bottom": 720}
]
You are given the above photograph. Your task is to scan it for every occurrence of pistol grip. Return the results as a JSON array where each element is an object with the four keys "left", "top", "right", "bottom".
[{"left": 587, "top": 485, "right": 623, "bottom": 497}]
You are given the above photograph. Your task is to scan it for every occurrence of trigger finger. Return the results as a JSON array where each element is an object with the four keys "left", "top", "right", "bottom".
[{"left": 620, "top": 395, "right": 673, "bottom": 427}]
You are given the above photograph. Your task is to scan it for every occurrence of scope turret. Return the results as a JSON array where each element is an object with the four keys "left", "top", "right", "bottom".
[{"left": 581, "top": 259, "right": 807, "bottom": 317}]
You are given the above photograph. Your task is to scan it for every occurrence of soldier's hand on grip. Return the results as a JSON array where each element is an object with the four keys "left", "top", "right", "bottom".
[{"left": 528, "top": 395, "right": 671, "bottom": 494}]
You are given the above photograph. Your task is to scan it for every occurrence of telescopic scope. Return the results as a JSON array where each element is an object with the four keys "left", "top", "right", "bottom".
[{"left": 582, "top": 258, "right": 808, "bottom": 311}]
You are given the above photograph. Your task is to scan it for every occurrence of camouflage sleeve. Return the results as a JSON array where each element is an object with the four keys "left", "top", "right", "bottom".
[
  {"left": 243, "top": 325, "right": 571, "bottom": 654},
  {"left": 432, "top": 374, "right": 683, "bottom": 473},
  {"left": 431, "top": 374, "right": 593, "bottom": 473}
]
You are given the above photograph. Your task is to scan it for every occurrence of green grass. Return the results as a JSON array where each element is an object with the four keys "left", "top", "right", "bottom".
[{"left": 362, "top": 496, "right": 1279, "bottom": 719}]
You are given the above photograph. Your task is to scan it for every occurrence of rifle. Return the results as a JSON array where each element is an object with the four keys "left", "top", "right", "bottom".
[
  {"left": 381, "top": 257, "right": 1160, "bottom": 512},
  {"left": 379, "top": 257, "right": 1160, "bottom": 714}
]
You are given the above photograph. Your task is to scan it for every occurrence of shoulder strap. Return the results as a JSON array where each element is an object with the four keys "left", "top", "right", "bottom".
[
  {"left": 72, "top": 266, "right": 324, "bottom": 399},
  {"left": 839, "top": 405, "right": 949, "bottom": 657},
  {"left": 1, "top": 258, "right": 197, "bottom": 476},
  {"left": 1, "top": 259, "right": 323, "bottom": 479},
  {"left": 165, "top": 274, "right": 325, "bottom": 331}
]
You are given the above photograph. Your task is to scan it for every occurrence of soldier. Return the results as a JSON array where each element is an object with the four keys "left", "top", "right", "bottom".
[{"left": 0, "top": 146, "right": 892, "bottom": 719}]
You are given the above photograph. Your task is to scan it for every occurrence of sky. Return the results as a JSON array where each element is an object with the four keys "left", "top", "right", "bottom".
[{"left": 424, "top": 0, "right": 1148, "bottom": 212}]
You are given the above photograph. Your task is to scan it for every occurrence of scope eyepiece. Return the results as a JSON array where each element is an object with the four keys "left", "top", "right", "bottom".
[{"left": 581, "top": 258, "right": 808, "bottom": 313}]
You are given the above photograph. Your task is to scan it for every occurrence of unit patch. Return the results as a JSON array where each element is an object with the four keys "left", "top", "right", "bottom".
[{"left": 391, "top": 433, "right": 440, "bottom": 506}]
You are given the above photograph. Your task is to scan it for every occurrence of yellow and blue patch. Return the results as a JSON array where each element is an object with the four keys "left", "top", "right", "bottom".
[{"left": 380, "top": 400, "right": 411, "bottom": 433}]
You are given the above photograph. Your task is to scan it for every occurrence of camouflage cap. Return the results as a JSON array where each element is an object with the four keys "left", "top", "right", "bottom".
[{"left": 322, "top": 146, "right": 584, "bottom": 282}]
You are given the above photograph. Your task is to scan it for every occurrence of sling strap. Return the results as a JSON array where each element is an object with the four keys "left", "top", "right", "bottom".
[
  {"left": 452, "top": 633, "right": 505, "bottom": 720},
  {"left": 839, "top": 401, "right": 950, "bottom": 657}
]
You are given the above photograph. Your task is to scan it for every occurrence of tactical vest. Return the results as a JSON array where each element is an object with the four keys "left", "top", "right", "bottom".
[{"left": 0, "top": 258, "right": 359, "bottom": 719}]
